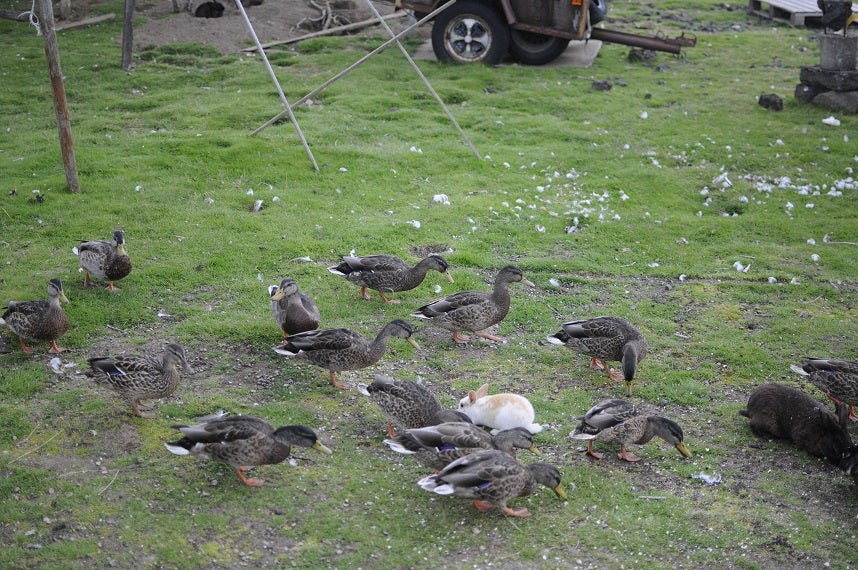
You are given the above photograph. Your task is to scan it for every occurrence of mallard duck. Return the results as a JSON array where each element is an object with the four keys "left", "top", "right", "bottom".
[
  {"left": 791, "top": 358, "right": 858, "bottom": 421},
  {"left": 268, "top": 278, "right": 320, "bottom": 341},
  {"left": 571, "top": 398, "right": 639, "bottom": 459},
  {"left": 85, "top": 343, "right": 193, "bottom": 418},
  {"left": 418, "top": 449, "right": 566, "bottom": 517},
  {"left": 272, "top": 319, "right": 419, "bottom": 390},
  {"left": 1, "top": 278, "right": 70, "bottom": 354},
  {"left": 571, "top": 414, "right": 691, "bottom": 462},
  {"left": 328, "top": 253, "right": 454, "bottom": 304},
  {"left": 358, "top": 373, "right": 469, "bottom": 437},
  {"left": 547, "top": 316, "right": 648, "bottom": 395},
  {"left": 385, "top": 422, "right": 538, "bottom": 471},
  {"left": 164, "top": 412, "right": 332, "bottom": 487},
  {"left": 74, "top": 230, "right": 132, "bottom": 291},
  {"left": 411, "top": 265, "right": 534, "bottom": 343}
]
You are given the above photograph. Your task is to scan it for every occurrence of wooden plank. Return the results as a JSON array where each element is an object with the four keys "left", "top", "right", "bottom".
[
  {"left": 54, "top": 13, "right": 115, "bottom": 30},
  {"left": 749, "top": 0, "right": 858, "bottom": 26},
  {"left": 241, "top": 10, "right": 407, "bottom": 51}
]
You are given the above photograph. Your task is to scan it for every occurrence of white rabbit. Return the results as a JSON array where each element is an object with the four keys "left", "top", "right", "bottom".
[{"left": 457, "top": 383, "right": 543, "bottom": 434}]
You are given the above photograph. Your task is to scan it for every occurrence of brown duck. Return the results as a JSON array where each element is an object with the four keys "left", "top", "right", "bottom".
[
  {"left": 86, "top": 343, "right": 193, "bottom": 418},
  {"left": 418, "top": 449, "right": 566, "bottom": 517},
  {"left": 411, "top": 265, "right": 533, "bottom": 343},
  {"left": 75, "top": 230, "right": 132, "bottom": 291},
  {"left": 165, "top": 413, "right": 332, "bottom": 487},
  {"left": 548, "top": 316, "right": 648, "bottom": 395},
  {"left": 273, "top": 319, "right": 419, "bottom": 389},
  {"left": 328, "top": 253, "right": 453, "bottom": 304},
  {"left": 1, "top": 278, "right": 70, "bottom": 354}
]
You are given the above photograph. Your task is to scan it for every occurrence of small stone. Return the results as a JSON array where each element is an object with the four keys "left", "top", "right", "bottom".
[{"left": 758, "top": 93, "right": 783, "bottom": 111}]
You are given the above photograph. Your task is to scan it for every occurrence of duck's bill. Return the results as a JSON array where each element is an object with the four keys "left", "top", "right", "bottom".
[
  {"left": 314, "top": 441, "right": 333, "bottom": 454},
  {"left": 676, "top": 442, "right": 692, "bottom": 458}
]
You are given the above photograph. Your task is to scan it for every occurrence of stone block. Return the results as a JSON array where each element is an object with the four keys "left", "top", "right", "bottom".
[{"left": 800, "top": 65, "right": 858, "bottom": 91}]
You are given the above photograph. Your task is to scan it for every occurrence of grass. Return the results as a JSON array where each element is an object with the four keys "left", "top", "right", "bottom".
[{"left": 1, "top": 0, "right": 857, "bottom": 568}]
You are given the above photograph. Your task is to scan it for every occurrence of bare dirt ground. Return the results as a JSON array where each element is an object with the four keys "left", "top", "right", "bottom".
[{"left": 65, "top": 0, "right": 406, "bottom": 54}]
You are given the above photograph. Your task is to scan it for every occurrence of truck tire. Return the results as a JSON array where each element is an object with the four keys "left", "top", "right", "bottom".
[
  {"left": 431, "top": 1, "right": 510, "bottom": 65},
  {"left": 508, "top": 30, "right": 570, "bottom": 65},
  {"left": 589, "top": 0, "right": 607, "bottom": 25}
]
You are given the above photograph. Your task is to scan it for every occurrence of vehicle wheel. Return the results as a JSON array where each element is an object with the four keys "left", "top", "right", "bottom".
[
  {"left": 508, "top": 30, "right": 570, "bottom": 65},
  {"left": 589, "top": 0, "right": 608, "bottom": 25},
  {"left": 431, "top": 0, "right": 510, "bottom": 65}
]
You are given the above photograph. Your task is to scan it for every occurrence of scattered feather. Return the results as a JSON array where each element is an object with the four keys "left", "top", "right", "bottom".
[
  {"left": 821, "top": 116, "right": 841, "bottom": 126},
  {"left": 691, "top": 472, "right": 722, "bottom": 485}
]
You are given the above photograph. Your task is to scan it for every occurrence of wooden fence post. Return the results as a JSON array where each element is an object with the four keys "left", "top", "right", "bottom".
[
  {"left": 122, "top": 0, "right": 134, "bottom": 71},
  {"left": 38, "top": 0, "right": 80, "bottom": 193}
]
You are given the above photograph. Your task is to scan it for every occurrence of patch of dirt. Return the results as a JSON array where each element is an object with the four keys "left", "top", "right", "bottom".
[{"left": 65, "top": 0, "right": 406, "bottom": 54}]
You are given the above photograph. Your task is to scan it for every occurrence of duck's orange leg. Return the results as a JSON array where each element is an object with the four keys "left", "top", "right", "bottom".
[
  {"left": 586, "top": 441, "right": 604, "bottom": 460},
  {"left": 359, "top": 287, "right": 371, "bottom": 301},
  {"left": 474, "top": 332, "right": 506, "bottom": 343},
  {"left": 501, "top": 506, "right": 533, "bottom": 518},
  {"left": 106, "top": 282, "right": 121, "bottom": 291},
  {"left": 618, "top": 447, "right": 642, "bottom": 462},
  {"left": 825, "top": 393, "right": 858, "bottom": 421},
  {"left": 387, "top": 422, "right": 397, "bottom": 438},
  {"left": 471, "top": 500, "right": 496, "bottom": 512},
  {"left": 236, "top": 467, "right": 265, "bottom": 487},
  {"left": 378, "top": 292, "right": 400, "bottom": 304},
  {"left": 452, "top": 331, "right": 470, "bottom": 343},
  {"left": 48, "top": 340, "right": 66, "bottom": 354},
  {"left": 18, "top": 337, "right": 34, "bottom": 353},
  {"left": 329, "top": 371, "right": 346, "bottom": 390},
  {"left": 132, "top": 399, "right": 156, "bottom": 419}
]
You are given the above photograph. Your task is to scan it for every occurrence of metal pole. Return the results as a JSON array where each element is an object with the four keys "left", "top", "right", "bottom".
[
  {"left": 361, "top": 0, "right": 480, "bottom": 158},
  {"left": 234, "top": 0, "right": 319, "bottom": 171},
  {"left": 251, "top": 0, "right": 457, "bottom": 136}
]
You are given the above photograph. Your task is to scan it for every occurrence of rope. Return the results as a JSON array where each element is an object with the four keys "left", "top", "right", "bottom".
[{"left": 21, "top": 0, "right": 41, "bottom": 35}]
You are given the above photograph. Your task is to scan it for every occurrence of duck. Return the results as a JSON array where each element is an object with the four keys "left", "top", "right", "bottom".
[
  {"left": 358, "top": 373, "right": 469, "bottom": 437},
  {"left": 85, "top": 343, "right": 194, "bottom": 418},
  {"left": 571, "top": 398, "right": 639, "bottom": 459},
  {"left": 272, "top": 319, "right": 419, "bottom": 389},
  {"left": 570, "top": 414, "right": 691, "bottom": 462},
  {"left": 74, "top": 230, "right": 132, "bottom": 291},
  {"left": 547, "top": 316, "right": 648, "bottom": 396},
  {"left": 417, "top": 449, "right": 566, "bottom": 518},
  {"left": 791, "top": 357, "right": 858, "bottom": 420},
  {"left": 164, "top": 412, "right": 332, "bottom": 487},
  {"left": 385, "top": 422, "right": 538, "bottom": 471},
  {"left": 411, "top": 265, "right": 533, "bottom": 343},
  {"left": 328, "top": 253, "right": 454, "bottom": 304},
  {"left": 268, "top": 278, "right": 321, "bottom": 342},
  {"left": 1, "top": 278, "right": 70, "bottom": 354}
]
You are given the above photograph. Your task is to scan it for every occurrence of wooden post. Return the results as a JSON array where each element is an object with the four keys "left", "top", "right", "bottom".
[
  {"left": 121, "top": 0, "right": 134, "bottom": 71},
  {"left": 38, "top": 0, "right": 80, "bottom": 192}
]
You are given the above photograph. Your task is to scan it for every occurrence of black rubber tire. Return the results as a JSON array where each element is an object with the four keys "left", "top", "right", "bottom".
[
  {"left": 431, "top": 0, "right": 510, "bottom": 65},
  {"left": 508, "top": 30, "right": 570, "bottom": 65},
  {"left": 589, "top": 0, "right": 608, "bottom": 25}
]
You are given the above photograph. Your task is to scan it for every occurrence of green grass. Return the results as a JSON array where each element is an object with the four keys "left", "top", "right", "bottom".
[{"left": 1, "top": 0, "right": 857, "bottom": 568}]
